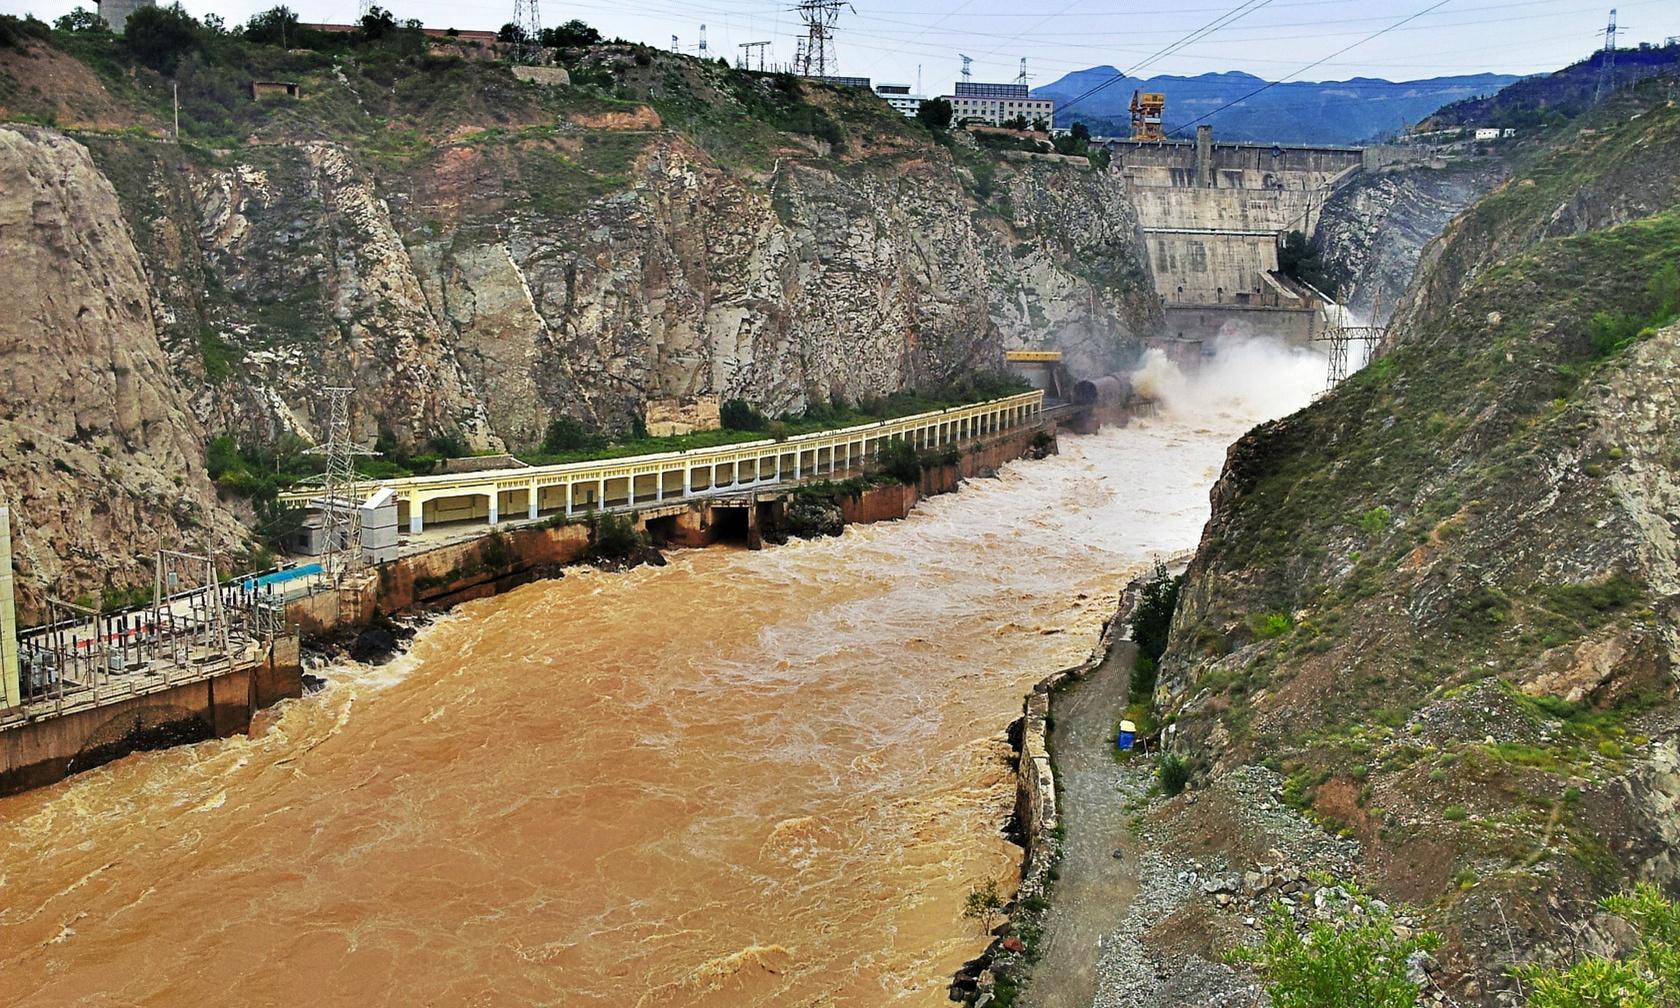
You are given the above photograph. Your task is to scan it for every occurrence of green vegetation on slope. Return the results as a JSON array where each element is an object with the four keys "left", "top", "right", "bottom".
[{"left": 1157, "top": 68, "right": 1680, "bottom": 939}]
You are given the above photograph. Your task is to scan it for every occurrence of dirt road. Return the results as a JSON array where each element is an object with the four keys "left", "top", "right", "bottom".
[{"left": 1020, "top": 637, "right": 1145, "bottom": 1008}]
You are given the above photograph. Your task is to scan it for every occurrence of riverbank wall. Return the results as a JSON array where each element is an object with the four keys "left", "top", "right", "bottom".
[
  {"left": 284, "top": 422, "right": 1055, "bottom": 638},
  {"left": 0, "top": 632, "right": 301, "bottom": 796}
]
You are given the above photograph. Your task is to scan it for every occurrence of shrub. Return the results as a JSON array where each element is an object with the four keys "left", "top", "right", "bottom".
[
  {"left": 1250, "top": 611, "right": 1294, "bottom": 640},
  {"left": 1516, "top": 884, "right": 1680, "bottom": 1008},
  {"left": 1230, "top": 880, "right": 1442, "bottom": 1008},
  {"left": 587, "top": 511, "right": 644, "bottom": 560},
  {"left": 1, "top": 13, "right": 53, "bottom": 47},
  {"left": 720, "top": 398, "right": 768, "bottom": 431},
  {"left": 542, "top": 415, "right": 606, "bottom": 454},
  {"left": 1358, "top": 506, "right": 1392, "bottom": 534},
  {"left": 1159, "top": 753, "right": 1190, "bottom": 796},
  {"left": 878, "top": 438, "right": 922, "bottom": 485},
  {"left": 480, "top": 530, "right": 514, "bottom": 568}
]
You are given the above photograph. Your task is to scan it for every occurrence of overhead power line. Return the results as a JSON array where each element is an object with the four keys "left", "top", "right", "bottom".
[
  {"left": 1166, "top": 0, "right": 1458, "bottom": 136},
  {"left": 1056, "top": 0, "right": 1279, "bottom": 118}
]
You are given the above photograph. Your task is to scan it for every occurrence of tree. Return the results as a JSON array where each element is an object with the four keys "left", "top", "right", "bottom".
[
  {"left": 1070, "top": 121, "right": 1090, "bottom": 141},
  {"left": 916, "top": 96, "right": 953, "bottom": 130},
  {"left": 1278, "top": 230, "right": 1336, "bottom": 294},
  {"left": 962, "top": 880, "right": 1006, "bottom": 936},
  {"left": 720, "top": 398, "right": 768, "bottom": 432},
  {"left": 53, "top": 6, "right": 109, "bottom": 33},
  {"left": 359, "top": 5, "right": 397, "bottom": 43},
  {"left": 1128, "top": 559, "right": 1182, "bottom": 699},
  {"left": 1002, "top": 114, "right": 1029, "bottom": 131},
  {"left": 1229, "top": 881, "right": 1443, "bottom": 1008},
  {"left": 541, "top": 416, "right": 605, "bottom": 454},
  {"left": 1517, "top": 884, "right": 1680, "bottom": 1008},
  {"left": 243, "top": 5, "right": 298, "bottom": 47},
  {"left": 496, "top": 21, "right": 526, "bottom": 44},
  {"left": 121, "top": 3, "right": 203, "bottom": 73},
  {"left": 539, "top": 18, "right": 600, "bottom": 48}
]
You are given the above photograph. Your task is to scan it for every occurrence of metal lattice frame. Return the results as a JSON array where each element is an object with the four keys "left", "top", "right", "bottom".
[
  {"left": 1317, "top": 290, "right": 1387, "bottom": 391},
  {"left": 304, "top": 388, "right": 375, "bottom": 582},
  {"left": 794, "top": 0, "right": 849, "bottom": 78},
  {"left": 512, "top": 0, "right": 542, "bottom": 62}
]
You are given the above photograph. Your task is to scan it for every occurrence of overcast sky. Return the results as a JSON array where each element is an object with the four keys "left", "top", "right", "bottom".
[{"left": 5, "top": 0, "right": 1678, "bottom": 91}]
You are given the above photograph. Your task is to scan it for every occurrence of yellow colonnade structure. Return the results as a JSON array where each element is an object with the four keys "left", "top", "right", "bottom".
[{"left": 282, "top": 392, "right": 1045, "bottom": 535}]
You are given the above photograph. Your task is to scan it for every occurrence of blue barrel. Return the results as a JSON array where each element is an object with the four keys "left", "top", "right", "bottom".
[{"left": 1116, "top": 719, "right": 1138, "bottom": 751}]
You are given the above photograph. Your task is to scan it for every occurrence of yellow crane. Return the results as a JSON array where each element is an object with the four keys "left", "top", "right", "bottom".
[{"left": 1130, "top": 90, "right": 1165, "bottom": 141}]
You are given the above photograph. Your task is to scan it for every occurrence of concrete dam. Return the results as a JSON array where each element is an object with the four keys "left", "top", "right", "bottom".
[{"left": 1104, "top": 126, "right": 1386, "bottom": 354}]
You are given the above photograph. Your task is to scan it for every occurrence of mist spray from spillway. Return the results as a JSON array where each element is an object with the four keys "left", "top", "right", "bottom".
[{"left": 1128, "top": 333, "right": 1326, "bottom": 425}]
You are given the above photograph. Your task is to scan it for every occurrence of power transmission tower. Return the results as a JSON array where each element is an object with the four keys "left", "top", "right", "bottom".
[
  {"left": 697, "top": 23, "right": 708, "bottom": 57},
  {"left": 511, "top": 0, "right": 542, "bottom": 62},
  {"left": 1316, "top": 290, "right": 1386, "bottom": 390},
  {"left": 1596, "top": 9, "right": 1620, "bottom": 100},
  {"left": 304, "top": 388, "right": 376, "bottom": 583},
  {"left": 792, "top": 0, "right": 850, "bottom": 78},
  {"left": 959, "top": 53, "right": 973, "bottom": 84},
  {"left": 671, "top": 34, "right": 679, "bottom": 52},
  {"left": 1015, "top": 57, "right": 1029, "bottom": 86}
]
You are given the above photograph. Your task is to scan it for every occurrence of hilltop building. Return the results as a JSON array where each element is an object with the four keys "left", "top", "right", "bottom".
[
  {"left": 97, "top": 0, "right": 153, "bottom": 34},
  {"left": 874, "top": 83, "right": 924, "bottom": 117},
  {"left": 942, "top": 81, "right": 1054, "bottom": 128}
]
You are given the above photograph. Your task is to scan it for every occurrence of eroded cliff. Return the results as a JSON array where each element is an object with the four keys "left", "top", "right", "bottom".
[{"left": 0, "top": 126, "right": 239, "bottom": 614}]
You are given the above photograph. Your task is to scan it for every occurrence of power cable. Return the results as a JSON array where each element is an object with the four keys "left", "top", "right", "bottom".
[
  {"left": 1055, "top": 0, "right": 1280, "bottom": 118},
  {"left": 1165, "top": 0, "right": 1458, "bottom": 136}
]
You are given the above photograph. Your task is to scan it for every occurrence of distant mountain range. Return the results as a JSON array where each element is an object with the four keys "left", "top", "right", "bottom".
[{"left": 1031, "top": 69, "right": 1522, "bottom": 145}]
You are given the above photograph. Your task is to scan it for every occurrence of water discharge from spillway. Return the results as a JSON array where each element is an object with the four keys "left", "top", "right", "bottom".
[{"left": 0, "top": 344, "right": 1317, "bottom": 1007}]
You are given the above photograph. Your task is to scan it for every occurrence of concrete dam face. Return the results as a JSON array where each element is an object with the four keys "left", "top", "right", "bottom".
[{"left": 1108, "top": 127, "right": 1369, "bottom": 354}]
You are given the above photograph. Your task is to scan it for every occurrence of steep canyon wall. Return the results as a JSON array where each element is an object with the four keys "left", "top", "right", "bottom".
[{"left": 0, "top": 42, "right": 1161, "bottom": 610}]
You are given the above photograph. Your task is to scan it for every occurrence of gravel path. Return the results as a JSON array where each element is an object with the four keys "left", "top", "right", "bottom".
[{"left": 1020, "top": 637, "right": 1146, "bottom": 1008}]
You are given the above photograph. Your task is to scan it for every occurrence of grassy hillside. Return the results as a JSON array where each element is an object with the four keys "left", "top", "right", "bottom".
[
  {"left": 1153, "top": 71, "right": 1680, "bottom": 989},
  {"left": 1424, "top": 41, "right": 1680, "bottom": 133},
  {"left": 0, "top": 10, "right": 933, "bottom": 168}
]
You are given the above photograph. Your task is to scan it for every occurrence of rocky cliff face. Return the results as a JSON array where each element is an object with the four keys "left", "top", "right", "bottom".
[
  {"left": 124, "top": 133, "right": 1155, "bottom": 452},
  {"left": 0, "top": 127, "right": 238, "bottom": 616},
  {"left": 1137, "top": 76, "right": 1680, "bottom": 1003},
  {"left": 1311, "top": 160, "right": 1505, "bottom": 321},
  {"left": 0, "top": 38, "right": 1159, "bottom": 604}
]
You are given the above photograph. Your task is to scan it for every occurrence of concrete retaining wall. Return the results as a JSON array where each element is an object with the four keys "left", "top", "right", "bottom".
[{"left": 0, "top": 633, "right": 301, "bottom": 797}]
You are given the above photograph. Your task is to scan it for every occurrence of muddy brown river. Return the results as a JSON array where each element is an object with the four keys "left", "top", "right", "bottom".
[{"left": 0, "top": 353, "right": 1315, "bottom": 1007}]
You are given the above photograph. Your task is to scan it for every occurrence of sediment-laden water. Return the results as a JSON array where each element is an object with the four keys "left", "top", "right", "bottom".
[{"left": 0, "top": 350, "right": 1317, "bottom": 1007}]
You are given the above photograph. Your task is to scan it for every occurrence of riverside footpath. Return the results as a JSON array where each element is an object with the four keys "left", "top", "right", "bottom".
[{"left": 1020, "top": 636, "right": 1149, "bottom": 1008}]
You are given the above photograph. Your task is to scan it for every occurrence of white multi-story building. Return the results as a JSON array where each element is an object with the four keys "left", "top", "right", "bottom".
[
  {"left": 942, "top": 81, "right": 1054, "bottom": 128},
  {"left": 875, "top": 83, "right": 925, "bottom": 117}
]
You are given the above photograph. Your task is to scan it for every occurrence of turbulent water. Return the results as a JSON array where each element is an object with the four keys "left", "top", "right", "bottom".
[{"left": 0, "top": 344, "right": 1321, "bottom": 1008}]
